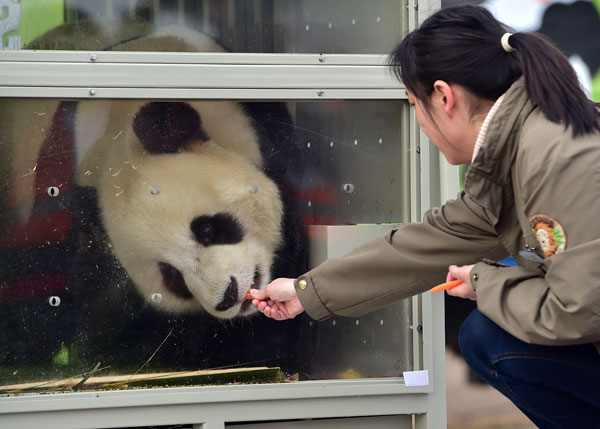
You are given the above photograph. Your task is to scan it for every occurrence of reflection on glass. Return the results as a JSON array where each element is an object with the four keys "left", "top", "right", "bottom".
[
  {"left": 1, "top": 0, "right": 403, "bottom": 54},
  {"left": 0, "top": 96, "right": 411, "bottom": 393}
]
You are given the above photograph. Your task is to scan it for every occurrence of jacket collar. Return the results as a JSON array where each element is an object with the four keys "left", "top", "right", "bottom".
[{"left": 464, "top": 77, "right": 536, "bottom": 218}]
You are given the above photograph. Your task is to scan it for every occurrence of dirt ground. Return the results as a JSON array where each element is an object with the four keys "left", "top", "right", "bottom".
[{"left": 445, "top": 348, "right": 537, "bottom": 429}]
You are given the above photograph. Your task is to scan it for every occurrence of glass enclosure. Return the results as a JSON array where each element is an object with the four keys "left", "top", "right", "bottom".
[
  {"left": 1, "top": 0, "right": 406, "bottom": 54},
  {"left": 0, "top": 1, "right": 450, "bottom": 427},
  {"left": 0, "top": 97, "right": 412, "bottom": 394}
]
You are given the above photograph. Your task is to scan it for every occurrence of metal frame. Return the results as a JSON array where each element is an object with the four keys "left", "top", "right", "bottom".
[
  {"left": 0, "top": 0, "right": 451, "bottom": 427},
  {"left": 0, "top": 52, "right": 403, "bottom": 99}
]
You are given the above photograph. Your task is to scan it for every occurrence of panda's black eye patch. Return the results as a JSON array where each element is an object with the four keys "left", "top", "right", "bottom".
[
  {"left": 158, "top": 262, "right": 193, "bottom": 300},
  {"left": 191, "top": 213, "right": 244, "bottom": 246},
  {"left": 133, "top": 102, "right": 209, "bottom": 154}
]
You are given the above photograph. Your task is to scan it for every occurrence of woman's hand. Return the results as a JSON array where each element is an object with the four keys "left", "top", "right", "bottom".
[
  {"left": 445, "top": 264, "right": 477, "bottom": 301},
  {"left": 251, "top": 278, "right": 305, "bottom": 320}
]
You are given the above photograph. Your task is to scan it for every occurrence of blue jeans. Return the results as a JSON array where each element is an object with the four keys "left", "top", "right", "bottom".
[{"left": 459, "top": 309, "right": 600, "bottom": 428}]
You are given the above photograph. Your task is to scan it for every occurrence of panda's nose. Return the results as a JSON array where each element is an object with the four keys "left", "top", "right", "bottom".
[{"left": 215, "top": 277, "right": 238, "bottom": 312}]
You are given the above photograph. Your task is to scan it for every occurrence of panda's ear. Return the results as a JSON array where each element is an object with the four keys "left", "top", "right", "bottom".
[{"left": 132, "top": 102, "right": 209, "bottom": 154}]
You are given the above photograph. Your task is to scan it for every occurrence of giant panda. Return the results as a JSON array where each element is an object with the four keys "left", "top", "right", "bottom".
[
  {"left": 77, "top": 99, "right": 286, "bottom": 319},
  {"left": 0, "top": 19, "right": 310, "bottom": 375}
]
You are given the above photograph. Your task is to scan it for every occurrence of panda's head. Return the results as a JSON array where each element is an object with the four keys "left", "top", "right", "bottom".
[{"left": 83, "top": 101, "right": 283, "bottom": 319}]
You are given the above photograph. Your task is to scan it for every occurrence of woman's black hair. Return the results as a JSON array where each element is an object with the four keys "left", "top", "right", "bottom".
[{"left": 389, "top": 5, "right": 600, "bottom": 137}]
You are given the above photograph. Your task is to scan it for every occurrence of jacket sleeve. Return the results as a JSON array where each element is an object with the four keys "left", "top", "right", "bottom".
[
  {"left": 473, "top": 128, "right": 600, "bottom": 345},
  {"left": 296, "top": 191, "right": 508, "bottom": 321}
]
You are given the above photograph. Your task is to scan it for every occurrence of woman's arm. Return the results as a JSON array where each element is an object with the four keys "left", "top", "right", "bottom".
[{"left": 290, "top": 191, "right": 507, "bottom": 320}]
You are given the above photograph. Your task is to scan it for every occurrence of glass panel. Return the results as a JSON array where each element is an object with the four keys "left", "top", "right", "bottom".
[
  {"left": 296, "top": 101, "right": 405, "bottom": 225},
  {"left": 0, "top": 97, "right": 411, "bottom": 394},
  {"left": 1, "top": 0, "right": 403, "bottom": 54}
]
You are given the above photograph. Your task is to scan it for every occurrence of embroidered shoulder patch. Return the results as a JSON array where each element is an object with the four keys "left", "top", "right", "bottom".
[{"left": 529, "top": 214, "right": 567, "bottom": 258}]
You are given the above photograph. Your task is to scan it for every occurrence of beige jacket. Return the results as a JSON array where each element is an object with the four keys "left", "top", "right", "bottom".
[{"left": 295, "top": 78, "right": 600, "bottom": 351}]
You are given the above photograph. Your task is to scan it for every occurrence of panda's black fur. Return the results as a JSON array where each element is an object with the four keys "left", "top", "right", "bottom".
[{"left": 132, "top": 102, "right": 210, "bottom": 154}]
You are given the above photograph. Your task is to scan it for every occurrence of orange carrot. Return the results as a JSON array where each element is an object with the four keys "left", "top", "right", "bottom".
[
  {"left": 430, "top": 279, "right": 463, "bottom": 293},
  {"left": 244, "top": 291, "right": 252, "bottom": 300}
]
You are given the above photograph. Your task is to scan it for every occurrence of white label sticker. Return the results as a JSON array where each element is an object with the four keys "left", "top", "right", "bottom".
[{"left": 403, "top": 370, "right": 429, "bottom": 387}]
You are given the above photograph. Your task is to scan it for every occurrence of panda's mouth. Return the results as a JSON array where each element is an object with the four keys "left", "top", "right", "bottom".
[
  {"left": 240, "top": 267, "right": 261, "bottom": 312},
  {"left": 158, "top": 261, "right": 260, "bottom": 312},
  {"left": 251, "top": 266, "right": 262, "bottom": 290},
  {"left": 158, "top": 262, "right": 194, "bottom": 300}
]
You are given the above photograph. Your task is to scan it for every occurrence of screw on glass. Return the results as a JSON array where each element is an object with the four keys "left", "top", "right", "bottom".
[
  {"left": 48, "top": 296, "right": 61, "bottom": 307},
  {"left": 47, "top": 186, "right": 60, "bottom": 197},
  {"left": 342, "top": 183, "right": 355, "bottom": 194}
]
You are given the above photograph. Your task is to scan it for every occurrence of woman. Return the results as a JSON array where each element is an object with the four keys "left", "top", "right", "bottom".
[{"left": 251, "top": 5, "right": 600, "bottom": 427}]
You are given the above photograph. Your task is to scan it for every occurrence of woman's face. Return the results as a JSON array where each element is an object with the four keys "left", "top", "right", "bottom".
[{"left": 407, "top": 88, "right": 477, "bottom": 165}]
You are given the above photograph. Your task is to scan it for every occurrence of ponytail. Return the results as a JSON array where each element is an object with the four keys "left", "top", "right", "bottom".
[
  {"left": 507, "top": 32, "right": 600, "bottom": 136},
  {"left": 389, "top": 5, "right": 600, "bottom": 137}
]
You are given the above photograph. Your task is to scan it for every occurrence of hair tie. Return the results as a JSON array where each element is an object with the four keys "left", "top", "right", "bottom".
[{"left": 501, "top": 33, "right": 515, "bottom": 52}]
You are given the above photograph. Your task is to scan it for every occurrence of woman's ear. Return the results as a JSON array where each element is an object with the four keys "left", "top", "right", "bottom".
[{"left": 433, "top": 80, "right": 455, "bottom": 117}]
